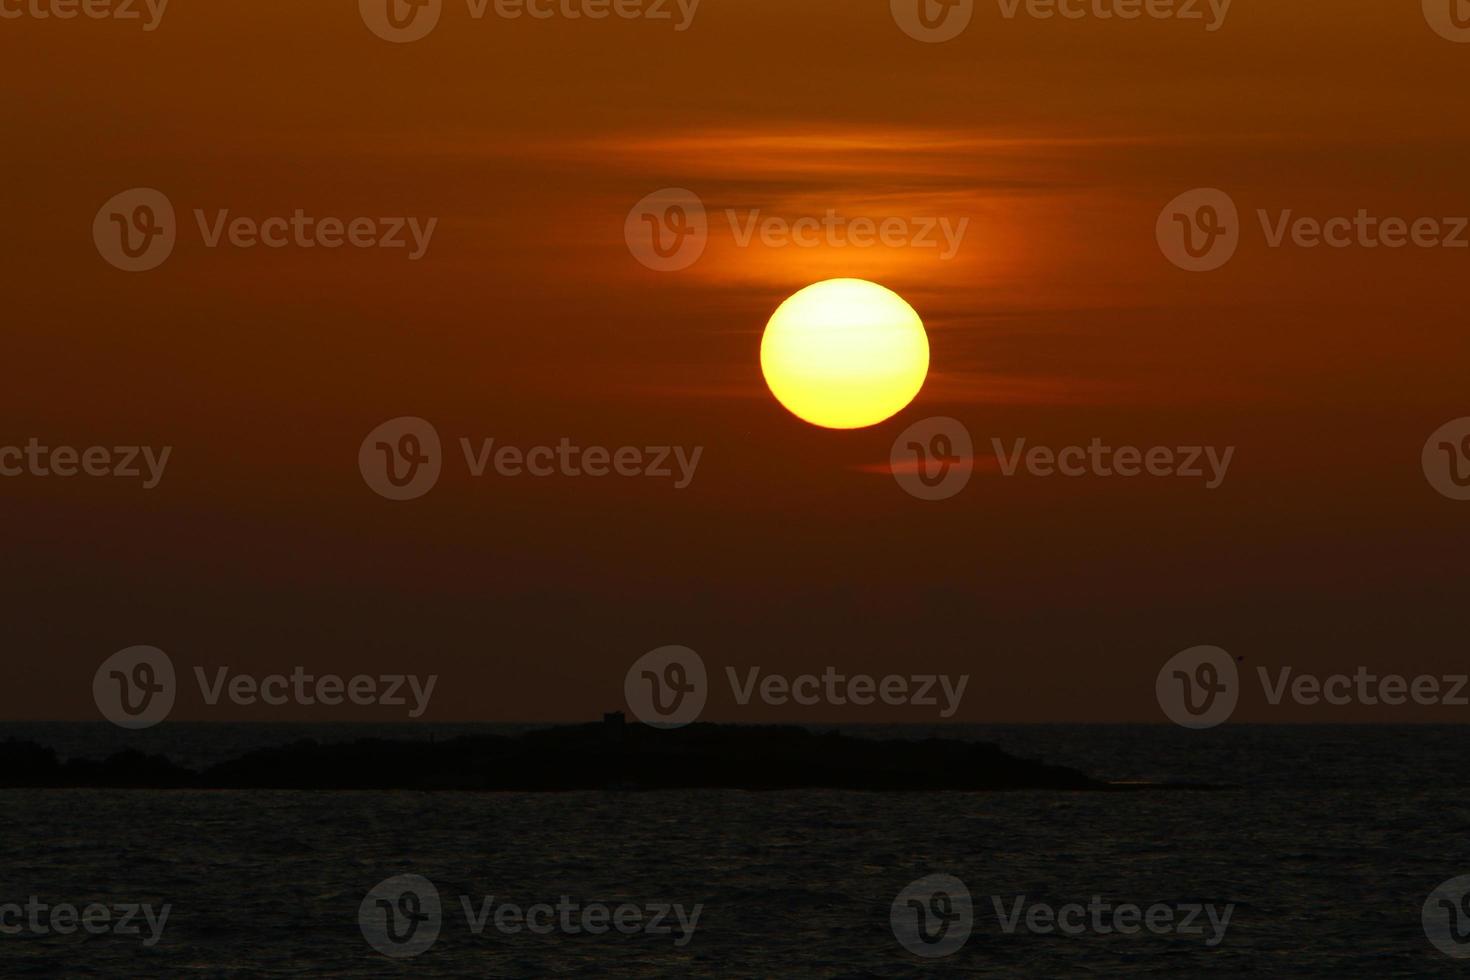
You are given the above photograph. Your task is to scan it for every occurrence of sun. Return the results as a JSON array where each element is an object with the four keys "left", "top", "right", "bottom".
[{"left": 760, "top": 279, "right": 930, "bottom": 429}]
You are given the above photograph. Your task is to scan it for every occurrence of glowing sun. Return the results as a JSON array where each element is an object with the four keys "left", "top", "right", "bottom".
[{"left": 760, "top": 278, "right": 930, "bottom": 429}]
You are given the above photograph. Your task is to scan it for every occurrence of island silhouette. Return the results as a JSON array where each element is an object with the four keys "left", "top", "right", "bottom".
[{"left": 0, "top": 716, "right": 1220, "bottom": 791}]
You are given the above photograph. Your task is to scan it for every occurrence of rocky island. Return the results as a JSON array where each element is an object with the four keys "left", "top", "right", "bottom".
[{"left": 0, "top": 716, "right": 1216, "bottom": 791}]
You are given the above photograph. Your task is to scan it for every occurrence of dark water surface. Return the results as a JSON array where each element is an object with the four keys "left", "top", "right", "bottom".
[{"left": 2, "top": 724, "right": 1467, "bottom": 976}]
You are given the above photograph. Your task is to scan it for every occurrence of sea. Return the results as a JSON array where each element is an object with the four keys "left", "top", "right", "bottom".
[{"left": 1, "top": 723, "right": 1466, "bottom": 977}]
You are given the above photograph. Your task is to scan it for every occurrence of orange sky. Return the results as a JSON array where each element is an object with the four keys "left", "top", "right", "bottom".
[{"left": 3, "top": 0, "right": 1469, "bottom": 721}]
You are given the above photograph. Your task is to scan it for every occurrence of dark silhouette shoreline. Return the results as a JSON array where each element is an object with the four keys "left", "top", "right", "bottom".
[{"left": 0, "top": 719, "right": 1223, "bottom": 791}]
